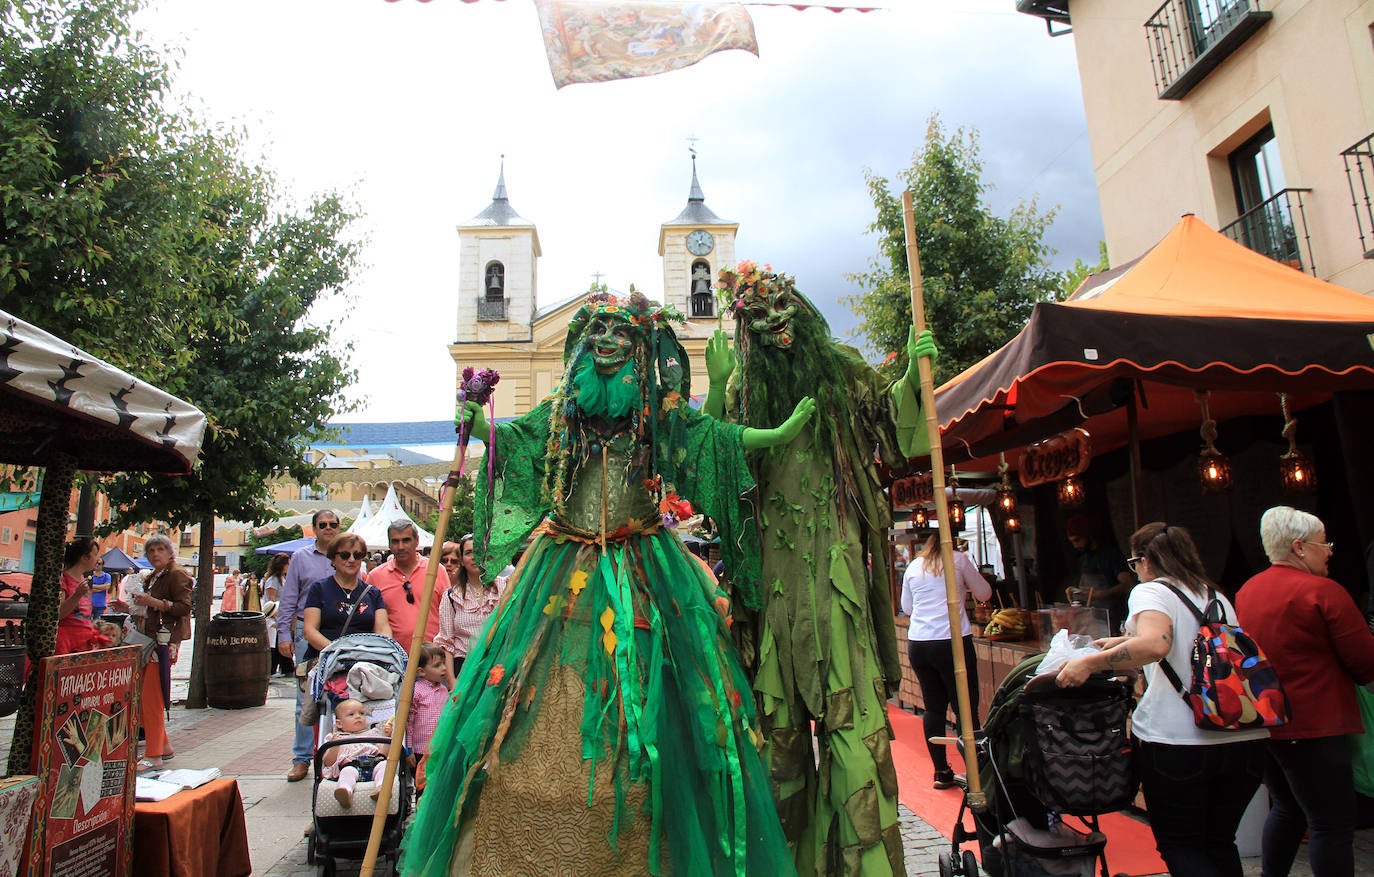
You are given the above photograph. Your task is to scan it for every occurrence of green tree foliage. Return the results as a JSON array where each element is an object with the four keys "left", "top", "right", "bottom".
[
  {"left": 424, "top": 475, "right": 476, "bottom": 545},
  {"left": 845, "top": 116, "right": 1063, "bottom": 384},
  {"left": 1058, "top": 240, "right": 1111, "bottom": 299},
  {"left": 0, "top": 0, "right": 240, "bottom": 392},
  {"left": 241, "top": 523, "right": 304, "bottom": 578},
  {"left": 1, "top": 0, "right": 362, "bottom": 710}
]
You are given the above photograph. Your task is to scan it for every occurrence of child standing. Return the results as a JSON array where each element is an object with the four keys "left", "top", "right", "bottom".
[
  {"left": 407, "top": 644, "right": 451, "bottom": 795},
  {"left": 322, "top": 699, "right": 392, "bottom": 809}
]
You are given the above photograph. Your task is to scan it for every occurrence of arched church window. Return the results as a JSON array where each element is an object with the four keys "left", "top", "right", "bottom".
[
  {"left": 479, "top": 261, "right": 506, "bottom": 321},
  {"left": 484, "top": 262, "right": 505, "bottom": 301},
  {"left": 690, "top": 259, "right": 713, "bottom": 318}
]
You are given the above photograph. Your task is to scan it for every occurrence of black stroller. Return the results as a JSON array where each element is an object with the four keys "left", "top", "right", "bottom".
[
  {"left": 938, "top": 653, "right": 1138, "bottom": 877},
  {"left": 304, "top": 633, "right": 414, "bottom": 876}
]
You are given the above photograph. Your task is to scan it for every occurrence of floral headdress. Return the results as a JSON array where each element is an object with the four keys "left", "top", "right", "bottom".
[
  {"left": 563, "top": 286, "right": 685, "bottom": 364},
  {"left": 715, "top": 260, "right": 816, "bottom": 317}
]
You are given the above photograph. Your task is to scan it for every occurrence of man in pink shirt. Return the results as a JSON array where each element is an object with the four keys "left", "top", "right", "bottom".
[{"left": 366, "top": 520, "right": 442, "bottom": 651}]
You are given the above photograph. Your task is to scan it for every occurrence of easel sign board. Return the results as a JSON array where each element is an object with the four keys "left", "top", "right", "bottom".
[{"left": 23, "top": 646, "right": 140, "bottom": 877}]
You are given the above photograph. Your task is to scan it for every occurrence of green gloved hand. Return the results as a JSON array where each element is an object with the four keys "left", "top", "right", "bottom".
[
  {"left": 705, "top": 329, "right": 735, "bottom": 387},
  {"left": 455, "top": 400, "right": 489, "bottom": 439},
  {"left": 905, "top": 327, "right": 938, "bottom": 385},
  {"left": 742, "top": 397, "right": 817, "bottom": 450}
]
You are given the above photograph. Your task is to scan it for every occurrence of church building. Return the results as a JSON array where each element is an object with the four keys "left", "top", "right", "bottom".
[{"left": 450, "top": 158, "right": 738, "bottom": 418}]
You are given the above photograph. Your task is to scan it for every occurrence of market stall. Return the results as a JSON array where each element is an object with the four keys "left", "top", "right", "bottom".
[{"left": 923, "top": 214, "right": 1374, "bottom": 610}]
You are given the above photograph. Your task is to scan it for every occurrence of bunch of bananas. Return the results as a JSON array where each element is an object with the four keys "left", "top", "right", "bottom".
[{"left": 982, "top": 608, "right": 1029, "bottom": 639}]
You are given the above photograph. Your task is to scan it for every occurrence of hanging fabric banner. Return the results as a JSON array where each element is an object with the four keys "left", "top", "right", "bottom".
[{"left": 533, "top": 0, "right": 759, "bottom": 88}]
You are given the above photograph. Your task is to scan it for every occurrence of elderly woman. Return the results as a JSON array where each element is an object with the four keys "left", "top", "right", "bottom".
[
  {"left": 1058, "top": 523, "right": 1268, "bottom": 876},
  {"left": 433, "top": 535, "right": 502, "bottom": 680},
  {"left": 110, "top": 534, "right": 193, "bottom": 769},
  {"left": 302, "top": 532, "right": 390, "bottom": 660},
  {"left": 1236, "top": 506, "right": 1374, "bottom": 877}
]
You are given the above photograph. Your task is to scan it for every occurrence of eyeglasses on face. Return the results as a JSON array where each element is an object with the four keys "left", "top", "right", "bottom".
[
  {"left": 316, "top": 521, "right": 340, "bottom": 529},
  {"left": 334, "top": 550, "right": 368, "bottom": 561},
  {"left": 402, "top": 580, "right": 415, "bottom": 604},
  {"left": 440, "top": 557, "right": 462, "bottom": 566},
  {"left": 1126, "top": 556, "right": 1143, "bottom": 572},
  {"left": 1301, "top": 540, "right": 1334, "bottom": 552}
]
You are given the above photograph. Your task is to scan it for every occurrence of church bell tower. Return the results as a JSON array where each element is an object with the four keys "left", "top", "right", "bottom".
[{"left": 658, "top": 154, "right": 738, "bottom": 325}]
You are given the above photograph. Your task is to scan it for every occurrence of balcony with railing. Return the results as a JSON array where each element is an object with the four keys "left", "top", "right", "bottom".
[
  {"left": 476, "top": 298, "right": 506, "bottom": 321},
  {"left": 1146, "top": 0, "right": 1272, "bottom": 100},
  {"left": 1341, "top": 133, "right": 1374, "bottom": 259},
  {"left": 690, "top": 292, "right": 715, "bottom": 319},
  {"left": 1218, "top": 188, "right": 1315, "bottom": 275}
]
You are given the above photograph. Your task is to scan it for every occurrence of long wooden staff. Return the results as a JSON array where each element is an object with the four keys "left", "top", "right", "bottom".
[
  {"left": 360, "top": 412, "right": 470, "bottom": 875},
  {"left": 901, "top": 190, "right": 985, "bottom": 808}
]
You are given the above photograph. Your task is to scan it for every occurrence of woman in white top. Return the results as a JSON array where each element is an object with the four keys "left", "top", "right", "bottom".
[
  {"left": 900, "top": 534, "right": 993, "bottom": 789},
  {"left": 1058, "top": 522, "right": 1267, "bottom": 877}
]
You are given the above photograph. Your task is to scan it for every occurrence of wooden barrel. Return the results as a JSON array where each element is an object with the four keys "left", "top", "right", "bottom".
[{"left": 205, "top": 611, "right": 270, "bottom": 709}]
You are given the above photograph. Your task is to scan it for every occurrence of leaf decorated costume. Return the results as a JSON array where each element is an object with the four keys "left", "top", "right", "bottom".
[
  {"left": 714, "top": 263, "right": 926, "bottom": 877},
  {"left": 401, "top": 291, "right": 794, "bottom": 877}
]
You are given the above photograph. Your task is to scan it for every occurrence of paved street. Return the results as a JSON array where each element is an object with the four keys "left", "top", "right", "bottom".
[{"left": 1, "top": 619, "right": 1370, "bottom": 875}]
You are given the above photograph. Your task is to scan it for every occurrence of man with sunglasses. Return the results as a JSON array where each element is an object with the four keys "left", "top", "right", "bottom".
[
  {"left": 366, "top": 519, "right": 440, "bottom": 654},
  {"left": 278, "top": 509, "right": 341, "bottom": 782}
]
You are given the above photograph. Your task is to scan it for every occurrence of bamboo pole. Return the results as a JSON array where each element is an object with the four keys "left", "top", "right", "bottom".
[
  {"left": 901, "top": 190, "right": 985, "bottom": 808},
  {"left": 360, "top": 412, "right": 469, "bottom": 875}
]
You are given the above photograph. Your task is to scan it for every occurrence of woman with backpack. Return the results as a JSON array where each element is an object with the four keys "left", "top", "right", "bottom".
[
  {"left": 1237, "top": 506, "right": 1374, "bottom": 877},
  {"left": 1057, "top": 522, "right": 1269, "bottom": 877}
]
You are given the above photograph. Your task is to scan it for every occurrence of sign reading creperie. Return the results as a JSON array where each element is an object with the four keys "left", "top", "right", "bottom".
[{"left": 1019, "top": 428, "right": 1092, "bottom": 488}]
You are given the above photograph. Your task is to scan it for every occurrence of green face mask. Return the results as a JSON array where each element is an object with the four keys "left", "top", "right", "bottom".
[
  {"left": 740, "top": 288, "right": 800, "bottom": 348},
  {"left": 586, "top": 316, "right": 636, "bottom": 373},
  {"left": 572, "top": 357, "right": 639, "bottom": 420}
]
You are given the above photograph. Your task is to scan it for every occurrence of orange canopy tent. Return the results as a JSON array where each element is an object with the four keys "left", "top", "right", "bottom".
[{"left": 933, "top": 214, "right": 1374, "bottom": 473}]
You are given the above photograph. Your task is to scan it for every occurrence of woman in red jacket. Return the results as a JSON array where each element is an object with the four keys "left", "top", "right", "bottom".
[{"left": 1237, "top": 506, "right": 1374, "bottom": 877}]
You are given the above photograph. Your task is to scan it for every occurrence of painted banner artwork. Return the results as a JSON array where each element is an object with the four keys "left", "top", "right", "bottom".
[
  {"left": 25, "top": 647, "right": 140, "bottom": 877},
  {"left": 534, "top": 0, "right": 759, "bottom": 88}
]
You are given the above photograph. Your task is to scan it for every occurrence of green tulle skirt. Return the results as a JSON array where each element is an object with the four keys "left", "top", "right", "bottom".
[{"left": 400, "top": 527, "right": 795, "bottom": 877}]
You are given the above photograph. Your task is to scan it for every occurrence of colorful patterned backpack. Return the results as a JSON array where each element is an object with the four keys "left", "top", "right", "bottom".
[{"left": 1157, "top": 582, "right": 1291, "bottom": 731}]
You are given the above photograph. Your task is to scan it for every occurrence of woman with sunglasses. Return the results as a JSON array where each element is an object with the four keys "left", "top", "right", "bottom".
[
  {"left": 1057, "top": 523, "right": 1268, "bottom": 876},
  {"left": 1236, "top": 507, "right": 1374, "bottom": 877},
  {"left": 434, "top": 535, "right": 502, "bottom": 680},
  {"left": 302, "top": 533, "right": 391, "bottom": 660}
]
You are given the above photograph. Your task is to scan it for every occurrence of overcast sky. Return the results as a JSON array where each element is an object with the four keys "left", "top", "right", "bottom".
[{"left": 134, "top": 0, "right": 1104, "bottom": 424}]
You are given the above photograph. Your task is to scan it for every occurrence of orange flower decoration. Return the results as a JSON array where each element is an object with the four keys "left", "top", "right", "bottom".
[{"left": 487, "top": 664, "right": 505, "bottom": 686}]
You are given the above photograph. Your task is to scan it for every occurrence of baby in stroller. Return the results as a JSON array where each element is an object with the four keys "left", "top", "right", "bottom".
[{"left": 322, "top": 699, "right": 393, "bottom": 810}]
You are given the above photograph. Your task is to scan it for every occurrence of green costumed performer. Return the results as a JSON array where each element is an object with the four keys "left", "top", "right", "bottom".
[
  {"left": 401, "top": 288, "right": 815, "bottom": 877},
  {"left": 705, "top": 262, "right": 937, "bottom": 877}
]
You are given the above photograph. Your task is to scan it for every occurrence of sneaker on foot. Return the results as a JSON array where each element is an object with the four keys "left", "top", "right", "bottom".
[
  {"left": 933, "top": 769, "right": 957, "bottom": 789},
  {"left": 334, "top": 786, "right": 353, "bottom": 809}
]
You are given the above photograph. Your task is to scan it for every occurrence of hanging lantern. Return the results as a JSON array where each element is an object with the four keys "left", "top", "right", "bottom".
[
  {"left": 995, "top": 454, "right": 1017, "bottom": 514},
  {"left": 1278, "top": 393, "right": 1317, "bottom": 493},
  {"left": 1003, "top": 509, "right": 1023, "bottom": 534},
  {"left": 948, "top": 499, "right": 966, "bottom": 530},
  {"left": 1195, "top": 390, "right": 1233, "bottom": 494},
  {"left": 1057, "top": 475, "right": 1085, "bottom": 509}
]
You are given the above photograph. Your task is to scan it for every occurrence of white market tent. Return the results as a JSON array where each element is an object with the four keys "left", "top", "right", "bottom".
[{"left": 346, "top": 484, "right": 434, "bottom": 550}]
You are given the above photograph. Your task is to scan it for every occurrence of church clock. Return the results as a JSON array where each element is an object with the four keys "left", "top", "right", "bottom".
[{"left": 686, "top": 229, "right": 715, "bottom": 256}]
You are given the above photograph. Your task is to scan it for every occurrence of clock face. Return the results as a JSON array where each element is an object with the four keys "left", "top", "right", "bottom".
[{"left": 686, "top": 229, "right": 715, "bottom": 256}]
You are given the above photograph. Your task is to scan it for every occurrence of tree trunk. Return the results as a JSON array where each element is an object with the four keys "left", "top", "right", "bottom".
[
  {"left": 7, "top": 453, "right": 78, "bottom": 775},
  {"left": 183, "top": 511, "right": 216, "bottom": 709}
]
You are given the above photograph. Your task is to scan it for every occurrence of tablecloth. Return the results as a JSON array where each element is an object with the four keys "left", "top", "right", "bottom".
[{"left": 133, "top": 778, "right": 251, "bottom": 877}]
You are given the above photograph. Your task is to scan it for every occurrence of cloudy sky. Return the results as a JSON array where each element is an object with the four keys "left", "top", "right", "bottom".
[{"left": 135, "top": 0, "right": 1104, "bottom": 424}]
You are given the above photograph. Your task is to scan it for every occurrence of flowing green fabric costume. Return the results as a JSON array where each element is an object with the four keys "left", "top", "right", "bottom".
[
  {"left": 402, "top": 292, "right": 794, "bottom": 877},
  {"left": 714, "top": 264, "right": 922, "bottom": 877}
]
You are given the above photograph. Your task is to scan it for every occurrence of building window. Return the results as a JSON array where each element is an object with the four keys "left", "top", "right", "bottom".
[
  {"left": 1220, "top": 124, "right": 1313, "bottom": 272},
  {"left": 689, "top": 260, "right": 714, "bottom": 318},
  {"left": 479, "top": 261, "right": 507, "bottom": 321}
]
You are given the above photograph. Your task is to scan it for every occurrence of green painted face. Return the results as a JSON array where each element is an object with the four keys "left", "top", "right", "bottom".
[
  {"left": 740, "top": 287, "right": 799, "bottom": 349},
  {"left": 586, "top": 315, "right": 636, "bottom": 373}
]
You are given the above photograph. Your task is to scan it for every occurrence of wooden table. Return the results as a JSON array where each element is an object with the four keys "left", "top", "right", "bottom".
[{"left": 133, "top": 778, "right": 251, "bottom": 877}]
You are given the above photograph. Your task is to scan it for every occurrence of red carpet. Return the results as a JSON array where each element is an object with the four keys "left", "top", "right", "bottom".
[{"left": 889, "top": 704, "right": 1166, "bottom": 876}]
